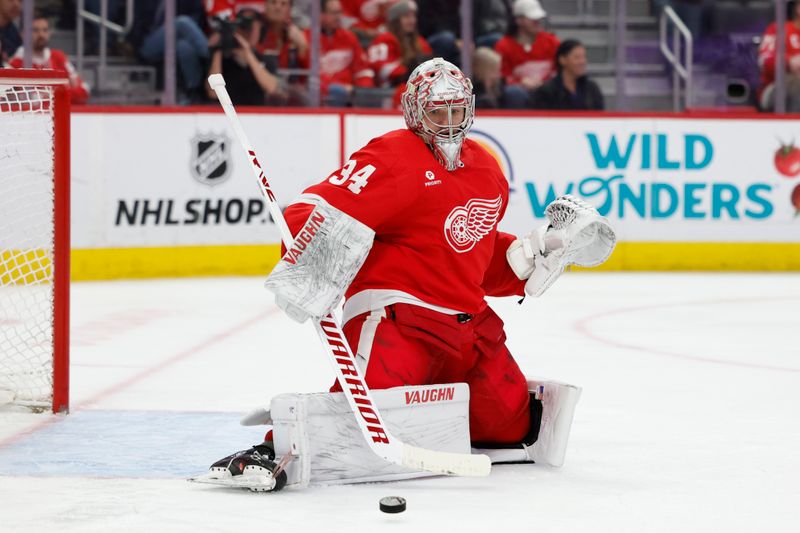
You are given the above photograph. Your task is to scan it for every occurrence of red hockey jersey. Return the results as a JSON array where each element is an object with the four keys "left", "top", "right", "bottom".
[
  {"left": 283, "top": 129, "right": 525, "bottom": 322},
  {"left": 367, "top": 31, "right": 431, "bottom": 87},
  {"left": 204, "top": 0, "right": 264, "bottom": 19},
  {"left": 257, "top": 29, "right": 308, "bottom": 69},
  {"left": 341, "top": 0, "right": 387, "bottom": 33},
  {"left": 758, "top": 21, "right": 800, "bottom": 97},
  {"left": 302, "top": 27, "right": 374, "bottom": 91},
  {"left": 494, "top": 32, "right": 560, "bottom": 86},
  {"left": 8, "top": 48, "right": 90, "bottom": 104}
]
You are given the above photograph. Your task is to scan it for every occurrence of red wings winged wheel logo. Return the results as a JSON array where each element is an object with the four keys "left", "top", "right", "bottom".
[{"left": 443, "top": 195, "right": 503, "bottom": 253}]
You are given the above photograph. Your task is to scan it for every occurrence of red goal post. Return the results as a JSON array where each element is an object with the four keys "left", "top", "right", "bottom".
[{"left": 0, "top": 69, "right": 70, "bottom": 413}]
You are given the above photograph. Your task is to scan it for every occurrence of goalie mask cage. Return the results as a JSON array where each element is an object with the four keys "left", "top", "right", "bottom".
[{"left": 0, "top": 69, "right": 70, "bottom": 413}]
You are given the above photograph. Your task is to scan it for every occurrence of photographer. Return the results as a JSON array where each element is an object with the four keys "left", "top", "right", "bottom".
[{"left": 206, "top": 9, "right": 281, "bottom": 106}]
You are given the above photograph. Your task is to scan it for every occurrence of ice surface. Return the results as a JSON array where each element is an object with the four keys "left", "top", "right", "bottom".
[{"left": 1, "top": 274, "right": 798, "bottom": 532}]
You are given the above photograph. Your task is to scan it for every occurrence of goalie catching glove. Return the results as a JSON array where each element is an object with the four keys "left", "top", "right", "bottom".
[
  {"left": 264, "top": 200, "right": 375, "bottom": 323},
  {"left": 506, "top": 195, "right": 616, "bottom": 297}
]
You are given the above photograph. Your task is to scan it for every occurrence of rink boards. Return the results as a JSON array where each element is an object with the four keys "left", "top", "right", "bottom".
[{"left": 68, "top": 108, "right": 800, "bottom": 278}]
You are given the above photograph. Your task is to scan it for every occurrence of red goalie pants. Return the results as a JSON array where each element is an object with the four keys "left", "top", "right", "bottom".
[{"left": 333, "top": 303, "right": 531, "bottom": 444}]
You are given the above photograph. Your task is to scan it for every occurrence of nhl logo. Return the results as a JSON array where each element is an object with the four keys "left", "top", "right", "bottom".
[{"left": 190, "top": 133, "right": 231, "bottom": 186}]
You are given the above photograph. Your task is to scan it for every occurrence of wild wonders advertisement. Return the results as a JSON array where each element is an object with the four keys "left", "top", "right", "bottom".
[{"left": 465, "top": 117, "right": 800, "bottom": 242}]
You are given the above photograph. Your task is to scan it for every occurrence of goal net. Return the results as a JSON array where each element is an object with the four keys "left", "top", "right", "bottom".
[{"left": 0, "top": 70, "right": 70, "bottom": 413}]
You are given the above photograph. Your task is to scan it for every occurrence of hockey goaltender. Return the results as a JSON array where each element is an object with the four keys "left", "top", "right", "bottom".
[{"left": 193, "top": 58, "right": 616, "bottom": 492}]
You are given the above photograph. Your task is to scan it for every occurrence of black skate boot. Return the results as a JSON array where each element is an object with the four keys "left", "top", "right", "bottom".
[{"left": 190, "top": 441, "right": 288, "bottom": 492}]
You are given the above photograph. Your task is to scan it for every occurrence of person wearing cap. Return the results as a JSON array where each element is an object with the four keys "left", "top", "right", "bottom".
[
  {"left": 494, "top": 0, "right": 560, "bottom": 108},
  {"left": 530, "top": 39, "right": 604, "bottom": 110},
  {"left": 367, "top": 0, "right": 431, "bottom": 87}
]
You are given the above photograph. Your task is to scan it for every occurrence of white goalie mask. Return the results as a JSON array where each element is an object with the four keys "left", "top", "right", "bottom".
[{"left": 401, "top": 58, "right": 475, "bottom": 171}]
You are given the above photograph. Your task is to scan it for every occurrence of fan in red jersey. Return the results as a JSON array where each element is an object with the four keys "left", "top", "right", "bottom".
[
  {"left": 204, "top": 0, "right": 265, "bottom": 20},
  {"left": 200, "top": 57, "right": 615, "bottom": 491},
  {"left": 205, "top": 0, "right": 237, "bottom": 21},
  {"left": 302, "top": 0, "right": 375, "bottom": 106},
  {"left": 8, "top": 13, "right": 90, "bottom": 104},
  {"left": 257, "top": 0, "right": 308, "bottom": 71},
  {"left": 340, "top": 0, "right": 397, "bottom": 44},
  {"left": 367, "top": 0, "right": 431, "bottom": 88},
  {"left": 758, "top": 0, "right": 800, "bottom": 112},
  {"left": 494, "top": 0, "right": 559, "bottom": 108}
]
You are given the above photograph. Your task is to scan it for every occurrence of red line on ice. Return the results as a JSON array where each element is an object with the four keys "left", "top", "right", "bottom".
[{"left": 572, "top": 296, "right": 800, "bottom": 374}]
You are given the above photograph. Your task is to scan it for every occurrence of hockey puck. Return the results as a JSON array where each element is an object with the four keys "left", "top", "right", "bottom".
[{"left": 379, "top": 496, "right": 406, "bottom": 514}]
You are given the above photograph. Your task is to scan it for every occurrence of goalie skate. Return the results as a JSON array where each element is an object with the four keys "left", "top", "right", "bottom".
[{"left": 189, "top": 441, "right": 289, "bottom": 492}]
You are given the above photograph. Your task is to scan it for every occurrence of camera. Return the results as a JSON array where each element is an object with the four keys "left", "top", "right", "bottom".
[{"left": 210, "top": 11, "right": 259, "bottom": 57}]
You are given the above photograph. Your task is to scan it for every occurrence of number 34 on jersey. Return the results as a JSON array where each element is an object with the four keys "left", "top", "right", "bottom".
[{"left": 328, "top": 160, "right": 376, "bottom": 194}]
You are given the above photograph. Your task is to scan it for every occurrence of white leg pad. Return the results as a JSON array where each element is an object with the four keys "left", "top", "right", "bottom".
[
  {"left": 525, "top": 377, "right": 582, "bottom": 467},
  {"left": 269, "top": 383, "right": 472, "bottom": 487},
  {"left": 471, "top": 377, "right": 582, "bottom": 467}
]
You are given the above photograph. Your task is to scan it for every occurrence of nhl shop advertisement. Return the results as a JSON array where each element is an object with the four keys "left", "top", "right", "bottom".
[{"left": 70, "top": 112, "right": 340, "bottom": 248}]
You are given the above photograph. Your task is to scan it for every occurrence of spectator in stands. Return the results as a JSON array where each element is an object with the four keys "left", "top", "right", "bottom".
[
  {"left": 494, "top": 0, "right": 559, "bottom": 108},
  {"left": 205, "top": 0, "right": 267, "bottom": 22},
  {"left": 207, "top": 8, "right": 282, "bottom": 105},
  {"left": 417, "top": 0, "right": 511, "bottom": 67},
  {"left": 0, "top": 35, "right": 8, "bottom": 67},
  {"left": 206, "top": 0, "right": 237, "bottom": 21},
  {"left": 758, "top": 0, "right": 800, "bottom": 112},
  {"left": 305, "top": 0, "right": 374, "bottom": 106},
  {"left": 417, "top": 0, "right": 460, "bottom": 66},
  {"left": 257, "top": 0, "right": 310, "bottom": 104},
  {"left": 530, "top": 39, "right": 603, "bottom": 110},
  {"left": 367, "top": 0, "right": 431, "bottom": 88},
  {"left": 128, "top": 0, "right": 210, "bottom": 104},
  {"left": 474, "top": 0, "right": 512, "bottom": 50},
  {"left": 0, "top": 0, "right": 21, "bottom": 63},
  {"left": 8, "top": 13, "right": 91, "bottom": 104},
  {"left": 341, "top": 0, "right": 397, "bottom": 47},
  {"left": 258, "top": 0, "right": 308, "bottom": 70},
  {"left": 472, "top": 46, "right": 505, "bottom": 109}
]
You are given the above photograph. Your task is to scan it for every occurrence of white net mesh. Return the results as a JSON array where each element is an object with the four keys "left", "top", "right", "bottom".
[{"left": 0, "top": 82, "right": 57, "bottom": 410}]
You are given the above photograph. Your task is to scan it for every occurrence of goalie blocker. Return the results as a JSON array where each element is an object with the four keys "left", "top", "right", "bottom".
[
  {"left": 193, "top": 377, "right": 580, "bottom": 491},
  {"left": 264, "top": 198, "right": 375, "bottom": 323}
]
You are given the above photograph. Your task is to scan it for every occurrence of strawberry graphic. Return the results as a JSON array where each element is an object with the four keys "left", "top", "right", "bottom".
[
  {"left": 774, "top": 141, "right": 800, "bottom": 177},
  {"left": 792, "top": 184, "right": 800, "bottom": 217}
]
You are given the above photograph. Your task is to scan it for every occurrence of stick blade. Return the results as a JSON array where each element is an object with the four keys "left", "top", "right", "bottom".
[{"left": 402, "top": 444, "right": 492, "bottom": 477}]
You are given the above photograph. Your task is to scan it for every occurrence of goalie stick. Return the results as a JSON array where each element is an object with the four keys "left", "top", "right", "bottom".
[{"left": 207, "top": 74, "right": 491, "bottom": 478}]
